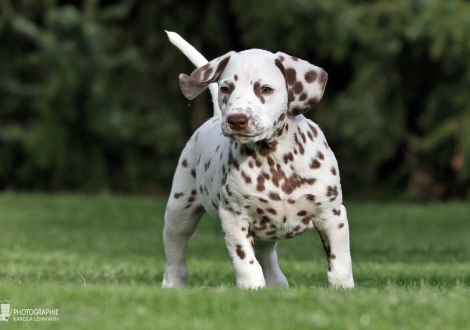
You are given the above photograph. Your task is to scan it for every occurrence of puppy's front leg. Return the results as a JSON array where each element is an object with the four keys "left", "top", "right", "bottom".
[
  {"left": 314, "top": 205, "right": 354, "bottom": 289},
  {"left": 219, "top": 207, "right": 266, "bottom": 289}
]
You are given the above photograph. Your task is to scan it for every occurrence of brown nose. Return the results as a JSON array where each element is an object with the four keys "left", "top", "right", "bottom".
[{"left": 228, "top": 114, "right": 248, "bottom": 131}]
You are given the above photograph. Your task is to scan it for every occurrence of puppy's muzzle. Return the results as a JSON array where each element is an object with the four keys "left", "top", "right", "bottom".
[{"left": 227, "top": 114, "right": 249, "bottom": 131}]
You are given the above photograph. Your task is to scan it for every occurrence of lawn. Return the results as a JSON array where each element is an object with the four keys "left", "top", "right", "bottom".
[{"left": 0, "top": 193, "right": 469, "bottom": 329}]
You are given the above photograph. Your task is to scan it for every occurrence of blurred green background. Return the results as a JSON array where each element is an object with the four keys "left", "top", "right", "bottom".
[{"left": 1, "top": 0, "right": 469, "bottom": 200}]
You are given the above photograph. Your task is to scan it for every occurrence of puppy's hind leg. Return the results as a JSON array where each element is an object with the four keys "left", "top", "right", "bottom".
[
  {"left": 255, "top": 240, "right": 289, "bottom": 288},
  {"left": 162, "top": 161, "right": 204, "bottom": 288}
]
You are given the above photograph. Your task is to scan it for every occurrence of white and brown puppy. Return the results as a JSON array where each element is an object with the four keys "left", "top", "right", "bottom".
[{"left": 162, "top": 31, "right": 354, "bottom": 289}]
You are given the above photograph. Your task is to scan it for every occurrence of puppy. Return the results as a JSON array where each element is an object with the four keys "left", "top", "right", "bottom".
[{"left": 162, "top": 31, "right": 354, "bottom": 289}]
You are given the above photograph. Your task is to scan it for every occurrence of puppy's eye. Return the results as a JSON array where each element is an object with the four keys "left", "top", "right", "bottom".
[
  {"left": 220, "top": 86, "right": 231, "bottom": 94},
  {"left": 260, "top": 86, "right": 273, "bottom": 94}
]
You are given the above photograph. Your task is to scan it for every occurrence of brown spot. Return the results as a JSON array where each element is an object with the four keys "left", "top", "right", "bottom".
[
  {"left": 285, "top": 68, "right": 297, "bottom": 86},
  {"left": 256, "top": 175, "right": 265, "bottom": 192},
  {"left": 331, "top": 254, "right": 336, "bottom": 260},
  {"left": 326, "top": 186, "right": 339, "bottom": 202},
  {"left": 331, "top": 167, "right": 337, "bottom": 175},
  {"left": 191, "top": 189, "right": 197, "bottom": 195},
  {"left": 266, "top": 208, "right": 277, "bottom": 215},
  {"left": 233, "top": 159, "right": 240, "bottom": 171},
  {"left": 241, "top": 227, "right": 246, "bottom": 231},
  {"left": 248, "top": 161, "right": 254, "bottom": 168},
  {"left": 249, "top": 260, "right": 254, "bottom": 264},
  {"left": 307, "top": 97, "right": 320, "bottom": 107},
  {"left": 294, "top": 133, "right": 305, "bottom": 155},
  {"left": 283, "top": 216, "right": 287, "bottom": 223},
  {"left": 308, "top": 123, "right": 318, "bottom": 137},
  {"left": 174, "top": 192, "right": 184, "bottom": 199},
  {"left": 181, "top": 159, "right": 188, "bottom": 167},
  {"left": 333, "top": 208, "right": 341, "bottom": 216},
  {"left": 267, "top": 156, "right": 275, "bottom": 167},
  {"left": 234, "top": 74, "right": 238, "bottom": 81},
  {"left": 266, "top": 230, "right": 276, "bottom": 235},
  {"left": 280, "top": 153, "right": 292, "bottom": 165},
  {"left": 304, "top": 70, "right": 318, "bottom": 83},
  {"left": 291, "top": 106, "right": 305, "bottom": 116},
  {"left": 188, "top": 196, "right": 195, "bottom": 203},
  {"left": 225, "top": 184, "right": 233, "bottom": 196},
  {"left": 236, "top": 244, "right": 246, "bottom": 260},
  {"left": 287, "top": 199, "right": 296, "bottom": 204},
  {"left": 339, "top": 223, "right": 345, "bottom": 229},
  {"left": 228, "top": 150, "right": 234, "bottom": 166},
  {"left": 258, "top": 145, "right": 270, "bottom": 157},
  {"left": 256, "top": 208, "right": 264, "bottom": 214},
  {"left": 269, "top": 140, "right": 279, "bottom": 152},
  {"left": 258, "top": 198, "right": 268, "bottom": 203},
  {"left": 253, "top": 81, "right": 266, "bottom": 104},
  {"left": 301, "top": 217, "right": 311, "bottom": 225},
  {"left": 291, "top": 56, "right": 299, "bottom": 61},
  {"left": 190, "top": 169, "right": 196, "bottom": 178},
  {"left": 307, "top": 131, "right": 313, "bottom": 141},
  {"left": 297, "top": 210, "right": 307, "bottom": 216},
  {"left": 204, "top": 159, "right": 211, "bottom": 172},
  {"left": 309, "top": 159, "right": 321, "bottom": 169},
  {"left": 293, "top": 81, "right": 304, "bottom": 95},
  {"left": 267, "top": 192, "right": 280, "bottom": 201},
  {"left": 261, "top": 216, "right": 271, "bottom": 224},
  {"left": 328, "top": 266, "right": 332, "bottom": 272},
  {"left": 293, "top": 225, "right": 301, "bottom": 232},
  {"left": 306, "top": 194, "right": 316, "bottom": 201},
  {"left": 317, "top": 151, "right": 324, "bottom": 160},
  {"left": 241, "top": 171, "right": 252, "bottom": 184},
  {"left": 185, "top": 204, "right": 192, "bottom": 209}
]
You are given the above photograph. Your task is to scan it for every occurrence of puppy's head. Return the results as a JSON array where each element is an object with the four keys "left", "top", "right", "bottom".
[{"left": 179, "top": 49, "right": 327, "bottom": 144}]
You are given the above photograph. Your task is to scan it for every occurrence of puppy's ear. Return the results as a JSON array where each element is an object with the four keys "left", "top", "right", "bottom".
[
  {"left": 179, "top": 51, "right": 236, "bottom": 100},
  {"left": 274, "top": 53, "right": 328, "bottom": 116}
]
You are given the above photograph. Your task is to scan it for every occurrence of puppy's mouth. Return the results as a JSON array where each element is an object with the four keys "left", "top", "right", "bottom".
[{"left": 224, "top": 131, "right": 266, "bottom": 144}]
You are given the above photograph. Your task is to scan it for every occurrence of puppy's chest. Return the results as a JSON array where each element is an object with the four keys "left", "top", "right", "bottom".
[{"left": 221, "top": 147, "right": 319, "bottom": 240}]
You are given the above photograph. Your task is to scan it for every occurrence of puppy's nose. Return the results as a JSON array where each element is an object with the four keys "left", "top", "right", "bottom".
[{"left": 228, "top": 114, "right": 248, "bottom": 131}]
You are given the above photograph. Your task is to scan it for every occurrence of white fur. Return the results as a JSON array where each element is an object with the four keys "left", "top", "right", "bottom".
[{"left": 162, "top": 32, "right": 354, "bottom": 289}]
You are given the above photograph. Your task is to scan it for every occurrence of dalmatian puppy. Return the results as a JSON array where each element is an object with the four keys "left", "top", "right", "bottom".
[{"left": 162, "top": 31, "right": 354, "bottom": 289}]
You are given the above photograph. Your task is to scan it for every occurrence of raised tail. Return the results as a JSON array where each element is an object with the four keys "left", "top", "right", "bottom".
[{"left": 165, "top": 31, "right": 221, "bottom": 117}]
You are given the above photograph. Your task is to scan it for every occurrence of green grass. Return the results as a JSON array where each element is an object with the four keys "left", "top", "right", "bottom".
[{"left": 0, "top": 193, "right": 469, "bottom": 329}]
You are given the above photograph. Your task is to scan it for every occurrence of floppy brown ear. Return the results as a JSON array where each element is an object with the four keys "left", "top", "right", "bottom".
[
  {"left": 179, "top": 51, "right": 236, "bottom": 100},
  {"left": 274, "top": 52, "right": 328, "bottom": 116}
]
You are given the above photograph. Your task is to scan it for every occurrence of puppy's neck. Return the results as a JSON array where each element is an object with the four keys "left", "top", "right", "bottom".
[{"left": 241, "top": 114, "right": 297, "bottom": 154}]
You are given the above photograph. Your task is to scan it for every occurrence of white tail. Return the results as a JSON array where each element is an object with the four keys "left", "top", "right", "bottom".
[{"left": 165, "top": 31, "right": 221, "bottom": 117}]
